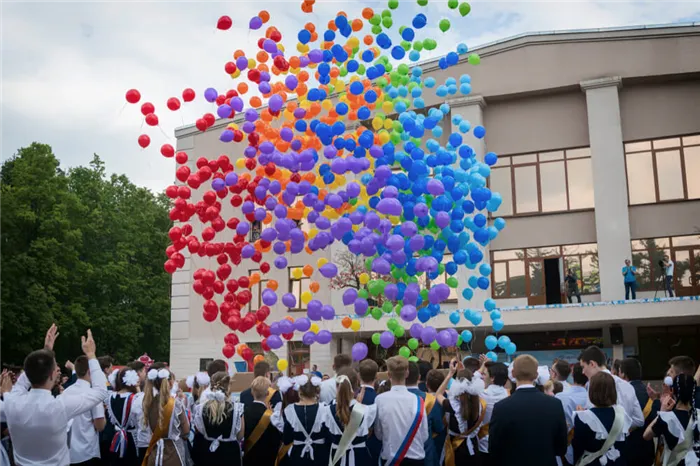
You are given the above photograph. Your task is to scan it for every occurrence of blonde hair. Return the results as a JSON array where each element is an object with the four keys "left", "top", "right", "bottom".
[
  {"left": 387, "top": 356, "right": 408, "bottom": 382},
  {"left": 251, "top": 376, "right": 271, "bottom": 401},
  {"left": 142, "top": 362, "right": 172, "bottom": 430},
  {"left": 204, "top": 371, "right": 232, "bottom": 426},
  {"left": 513, "top": 355, "right": 538, "bottom": 382},
  {"left": 336, "top": 368, "right": 359, "bottom": 427}
]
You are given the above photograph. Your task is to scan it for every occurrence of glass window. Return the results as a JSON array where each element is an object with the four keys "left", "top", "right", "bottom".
[
  {"left": 527, "top": 247, "right": 561, "bottom": 258},
  {"left": 493, "top": 250, "right": 521, "bottom": 261},
  {"left": 567, "top": 158, "right": 594, "bottom": 209},
  {"left": 527, "top": 261, "right": 543, "bottom": 296},
  {"left": 684, "top": 146, "right": 700, "bottom": 199},
  {"left": 494, "top": 156, "right": 510, "bottom": 167},
  {"left": 249, "top": 221, "right": 262, "bottom": 242},
  {"left": 493, "top": 262, "right": 508, "bottom": 298},
  {"left": 653, "top": 138, "right": 681, "bottom": 150},
  {"left": 674, "top": 250, "right": 692, "bottom": 287},
  {"left": 513, "top": 154, "right": 537, "bottom": 164},
  {"left": 489, "top": 168, "right": 513, "bottom": 216},
  {"left": 672, "top": 235, "right": 700, "bottom": 247},
  {"left": 656, "top": 150, "right": 684, "bottom": 200},
  {"left": 514, "top": 166, "right": 538, "bottom": 213},
  {"left": 626, "top": 152, "right": 656, "bottom": 205},
  {"left": 682, "top": 135, "right": 700, "bottom": 146},
  {"left": 539, "top": 151, "right": 564, "bottom": 162},
  {"left": 625, "top": 141, "right": 651, "bottom": 153},
  {"left": 581, "top": 255, "right": 600, "bottom": 293},
  {"left": 288, "top": 267, "right": 310, "bottom": 311},
  {"left": 509, "top": 260, "right": 526, "bottom": 297},
  {"left": 567, "top": 147, "right": 591, "bottom": 159},
  {"left": 632, "top": 250, "right": 652, "bottom": 290},
  {"left": 540, "top": 162, "right": 568, "bottom": 212},
  {"left": 563, "top": 243, "right": 597, "bottom": 255}
]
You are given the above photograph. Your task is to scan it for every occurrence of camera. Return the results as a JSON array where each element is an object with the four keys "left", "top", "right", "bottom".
[{"left": 658, "top": 260, "right": 665, "bottom": 268}]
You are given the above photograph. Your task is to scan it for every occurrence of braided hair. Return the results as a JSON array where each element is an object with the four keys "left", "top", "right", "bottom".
[{"left": 670, "top": 373, "right": 699, "bottom": 456}]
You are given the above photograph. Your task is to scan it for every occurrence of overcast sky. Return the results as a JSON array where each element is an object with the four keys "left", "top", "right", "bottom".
[{"left": 2, "top": 1, "right": 699, "bottom": 193}]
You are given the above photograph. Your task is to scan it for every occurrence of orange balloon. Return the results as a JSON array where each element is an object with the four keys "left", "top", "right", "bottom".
[
  {"left": 267, "top": 280, "right": 278, "bottom": 291},
  {"left": 310, "top": 32, "right": 318, "bottom": 42},
  {"left": 361, "top": 7, "right": 374, "bottom": 19},
  {"left": 289, "top": 56, "right": 301, "bottom": 69},
  {"left": 259, "top": 10, "right": 270, "bottom": 22},
  {"left": 341, "top": 316, "right": 352, "bottom": 329},
  {"left": 363, "top": 35, "right": 374, "bottom": 46},
  {"left": 237, "top": 82, "right": 248, "bottom": 94},
  {"left": 250, "top": 272, "right": 261, "bottom": 284},
  {"left": 302, "top": 265, "right": 313, "bottom": 277},
  {"left": 301, "top": 2, "right": 312, "bottom": 13},
  {"left": 309, "top": 281, "right": 320, "bottom": 293},
  {"left": 298, "top": 71, "right": 310, "bottom": 82},
  {"left": 256, "top": 51, "right": 269, "bottom": 63},
  {"left": 327, "top": 20, "right": 337, "bottom": 31},
  {"left": 233, "top": 50, "right": 245, "bottom": 59},
  {"left": 253, "top": 354, "right": 265, "bottom": 364},
  {"left": 351, "top": 19, "right": 363, "bottom": 31},
  {"left": 304, "top": 22, "right": 316, "bottom": 33},
  {"left": 285, "top": 315, "right": 295, "bottom": 322},
  {"left": 250, "top": 96, "right": 262, "bottom": 107}
]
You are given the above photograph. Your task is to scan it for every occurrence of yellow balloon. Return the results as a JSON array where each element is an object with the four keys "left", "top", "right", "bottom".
[
  {"left": 378, "top": 131, "right": 391, "bottom": 145},
  {"left": 247, "top": 58, "right": 256, "bottom": 69},
  {"left": 335, "top": 174, "right": 346, "bottom": 186},
  {"left": 371, "top": 117, "right": 383, "bottom": 131},
  {"left": 317, "top": 257, "right": 329, "bottom": 268},
  {"left": 383, "top": 118, "right": 394, "bottom": 130},
  {"left": 350, "top": 320, "right": 361, "bottom": 332},
  {"left": 292, "top": 268, "right": 303, "bottom": 279},
  {"left": 321, "top": 99, "right": 333, "bottom": 111},
  {"left": 297, "top": 43, "right": 310, "bottom": 53},
  {"left": 359, "top": 273, "right": 369, "bottom": 285},
  {"left": 235, "top": 158, "right": 246, "bottom": 169},
  {"left": 227, "top": 123, "right": 239, "bottom": 130},
  {"left": 382, "top": 101, "right": 394, "bottom": 114},
  {"left": 283, "top": 110, "right": 294, "bottom": 121},
  {"left": 308, "top": 228, "right": 318, "bottom": 238},
  {"left": 301, "top": 291, "right": 312, "bottom": 304},
  {"left": 278, "top": 44, "right": 285, "bottom": 52},
  {"left": 232, "top": 69, "right": 241, "bottom": 79},
  {"left": 310, "top": 323, "right": 320, "bottom": 334},
  {"left": 277, "top": 359, "right": 289, "bottom": 372}
]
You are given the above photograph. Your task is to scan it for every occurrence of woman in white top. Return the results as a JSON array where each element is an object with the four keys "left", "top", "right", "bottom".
[{"left": 105, "top": 368, "right": 143, "bottom": 466}]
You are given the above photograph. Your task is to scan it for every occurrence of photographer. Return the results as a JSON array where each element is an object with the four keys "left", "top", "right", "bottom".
[
  {"left": 662, "top": 254, "right": 675, "bottom": 297},
  {"left": 621, "top": 259, "right": 637, "bottom": 300}
]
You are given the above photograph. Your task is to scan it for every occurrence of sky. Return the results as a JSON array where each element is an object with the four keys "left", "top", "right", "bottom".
[{"left": 2, "top": 0, "right": 699, "bottom": 193}]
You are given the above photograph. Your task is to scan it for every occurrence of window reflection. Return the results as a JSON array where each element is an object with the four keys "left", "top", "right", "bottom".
[
  {"left": 675, "top": 250, "right": 692, "bottom": 287},
  {"left": 684, "top": 147, "right": 700, "bottom": 199},
  {"left": 567, "top": 158, "right": 594, "bottom": 209},
  {"left": 540, "top": 162, "right": 567, "bottom": 212},
  {"left": 509, "top": 260, "right": 526, "bottom": 297},
  {"left": 626, "top": 152, "right": 656, "bottom": 205},
  {"left": 514, "top": 166, "right": 538, "bottom": 213},
  {"left": 493, "top": 262, "right": 507, "bottom": 298},
  {"left": 490, "top": 168, "right": 513, "bottom": 216},
  {"left": 656, "top": 150, "right": 684, "bottom": 200},
  {"left": 528, "top": 261, "right": 543, "bottom": 296}
]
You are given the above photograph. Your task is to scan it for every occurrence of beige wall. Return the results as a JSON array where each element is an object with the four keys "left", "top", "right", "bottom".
[
  {"left": 489, "top": 211, "right": 597, "bottom": 250},
  {"left": 629, "top": 201, "right": 700, "bottom": 239}
]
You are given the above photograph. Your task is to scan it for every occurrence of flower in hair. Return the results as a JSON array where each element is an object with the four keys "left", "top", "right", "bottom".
[
  {"left": 664, "top": 376, "right": 674, "bottom": 387},
  {"left": 293, "top": 375, "right": 309, "bottom": 391},
  {"left": 449, "top": 377, "right": 485, "bottom": 397},
  {"left": 122, "top": 370, "right": 140, "bottom": 387},
  {"left": 310, "top": 376, "right": 322, "bottom": 387},
  {"left": 108, "top": 369, "right": 119, "bottom": 387},
  {"left": 211, "top": 391, "right": 226, "bottom": 402},
  {"left": 186, "top": 375, "right": 195, "bottom": 389},
  {"left": 157, "top": 369, "right": 170, "bottom": 379},
  {"left": 277, "top": 376, "right": 294, "bottom": 394},
  {"left": 148, "top": 369, "right": 159, "bottom": 381},
  {"left": 536, "top": 366, "right": 551, "bottom": 386},
  {"left": 336, "top": 375, "right": 351, "bottom": 386},
  {"left": 196, "top": 372, "right": 210, "bottom": 387}
]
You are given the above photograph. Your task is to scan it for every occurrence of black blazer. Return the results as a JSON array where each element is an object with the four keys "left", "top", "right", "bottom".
[
  {"left": 239, "top": 387, "right": 282, "bottom": 407},
  {"left": 488, "top": 387, "right": 568, "bottom": 466}
]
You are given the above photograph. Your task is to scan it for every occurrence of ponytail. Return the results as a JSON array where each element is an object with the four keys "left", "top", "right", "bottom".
[
  {"left": 670, "top": 373, "right": 699, "bottom": 455},
  {"left": 204, "top": 371, "right": 232, "bottom": 426},
  {"left": 142, "top": 363, "right": 172, "bottom": 430},
  {"left": 336, "top": 368, "right": 359, "bottom": 427}
]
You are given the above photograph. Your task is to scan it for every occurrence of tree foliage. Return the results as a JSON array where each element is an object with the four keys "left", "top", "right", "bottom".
[{"left": 1, "top": 143, "right": 172, "bottom": 365}]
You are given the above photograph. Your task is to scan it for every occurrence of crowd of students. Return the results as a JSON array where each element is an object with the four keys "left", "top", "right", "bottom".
[{"left": 1, "top": 323, "right": 699, "bottom": 466}]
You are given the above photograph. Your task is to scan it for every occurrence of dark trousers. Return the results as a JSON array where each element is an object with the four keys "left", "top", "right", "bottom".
[
  {"left": 385, "top": 459, "right": 424, "bottom": 466},
  {"left": 71, "top": 459, "right": 101, "bottom": 466},
  {"left": 567, "top": 290, "right": 581, "bottom": 303},
  {"left": 625, "top": 282, "right": 637, "bottom": 299},
  {"left": 666, "top": 275, "right": 674, "bottom": 297}
]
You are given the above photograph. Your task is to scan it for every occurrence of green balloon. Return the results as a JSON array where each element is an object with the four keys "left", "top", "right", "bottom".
[
  {"left": 457, "top": 336, "right": 463, "bottom": 346},
  {"left": 413, "top": 41, "right": 423, "bottom": 51},
  {"left": 438, "top": 263, "right": 445, "bottom": 274},
  {"left": 448, "top": 0, "right": 458, "bottom": 8},
  {"left": 401, "top": 41, "right": 412, "bottom": 51},
  {"left": 447, "top": 277, "right": 459, "bottom": 288},
  {"left": 357, "top": 64, "right": 366, "bottom": 75},
  {"left": 372, "top": 333, "right": 381, "bottom": 345},
  {"left": 459, "top": 2, "right": 471, "bottom": 16},
  {"left": 417, "top": 0, "right": 428, "bottom": 5},
  {"left": 391, "top": 268, "right": 403, "bottom": 279},
  {"left": 384, "top": 62, "right": 393, "bottom": 72},
  {"left": 377, "top": 77, "right": 389, "bottom": 88},
  {"left": 468, "top": 53, "right": 481, "bottom": 65},
  {"left": 408, "top": 356, "right": 419, "bottom": 363},
  {"left": 381, "top": 8, "right": 392, "bottom": 17},
  {"left": 420, "top": 289, "right": 429, "bottom": 300},
  {"left": 439, "top": 19, "right": 451, "bottom": 32},
  {"left": 394, "top": 326, "right": 405, "bottom": 338},
  {"left": 371, "top": 308, "right": 383, "bottom": 320},
  {"left": 387, "top": 318, "right": 398, "bottom": 330},
  {"left": 399, "top": 346, "right": 411, "bottom": 358},
  {"left": 397, "top": 63, "right": 410, "bottom": 75},
  {"left": 400, "top": 75, "right": 409, "bottom": 85},
  {"left": 382, "top": 17, "right": 393, "bottom": 28},
  {"left": 358, "top": 289, "right": 368, "bottom": 299},
  {"left": 408, "top": 338, "right": 419, "bottom": 350},
  {"left": 388, "top": 0, "right": 399, "bottom": 9},
  {"left": 424, "top": 38, "right": 437, "bottom": 50},
  {"left": 370, "top": 14, "right": 381, "bottom": 25},
  {"left": 382, "top": 302, "right": 394, "bottom": 314},
  {"left": 430, "top": 341, "right": 440, "bottom": 350},
  {"left": 390, "top": 132, "right": 402, "bottom": 145},
  {"left": 371, "top": 25, "right": 383, "bottom": 35},
  {"left": 349, "top": 198, "right": 357, "bottom": 206}
]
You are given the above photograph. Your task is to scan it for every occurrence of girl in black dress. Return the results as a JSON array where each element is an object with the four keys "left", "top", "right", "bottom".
[
  {"left": 280, "top": 374, "right": 330, "bottom": 466},
  {"left": 192, "top": 371, "right": 244, "bottom": 466},
  {"left": 435, "top": 360, "right": 485, "bottom": 466},
  {"left": 644, "top": 373, "right": 700, "bottom": 466},
  {"left": 105, "top": 368, "right": 142, "bottom": 466},
  {"left": 326, "top": 368, "right": 376, "bottom": 466}
]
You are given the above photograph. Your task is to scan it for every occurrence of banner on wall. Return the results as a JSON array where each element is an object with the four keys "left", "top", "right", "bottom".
[{"left": 496, "top": 347, "right": 636, "bottom": 368}]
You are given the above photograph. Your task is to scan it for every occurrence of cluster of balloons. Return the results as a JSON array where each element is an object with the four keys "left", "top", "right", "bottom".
[{"left": 126, "top": 0, "right": 516, "bottom": 364}]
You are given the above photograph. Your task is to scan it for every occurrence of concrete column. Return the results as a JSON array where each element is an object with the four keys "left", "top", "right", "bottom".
[
  {"left": 447, "top": 96, "right": 491, "bottom": 310},
  {"left": 580, "top": 77, "right": 631, "bottom": 302}
]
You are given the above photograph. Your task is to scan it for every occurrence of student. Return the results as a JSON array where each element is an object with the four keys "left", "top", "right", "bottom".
[
  {"left": 425, "top": 369, "right": 447, "bottom": 464},
  {"left": 477, "top": 361, "right": 509, "bottom": 457},
  {"left": 489, "top": 354, "right": 568, "bottom": 466},
  {"left": 374, "top": 356, "right": 429, "bottom": 466},
  {"left": 192, "top": 371, "right": 244, "bottom": 466},
  {"left": 140, "top": 363, "right": 190, "bottom": 466},
  {"left": 326, "top": 368, "right": 376, "bottom": 466},
  {"left": 556, "top": 363, "right": 589, "bottom": 466},
  {"left": 357, "top": 359, "right": 378, "bottom": 406},
  {"left": 435, "top": 360, "right": 485, "bottom": 466},
  {"left": 644, "top": 373, "right": 699, "bottom": 466},
  {"left": 579, "top": 346, "right": 644, "bottom": 428},
  {"left": 105, "top": 367, "right": 143, "bottom": 465},
  {"left": 417, "top": 360, "right": 433, "bottom": 393},
  {"left": 551, "top": 360, "right": 572, "bottom": 392},
  {"left": 242, "top": 376, "right": 282, "bottom": 466},
  {"left": 97, "top": 355, "right": 116, "bottom": 462},
  {"left": 280, "top": 374, "right": 330, "bottom": 466},
  {"left": 406, "top": 362, "right": 440, "bottom": 466},
  {"left": 4, "top": 326, "right": 108, "bottom": 466},
  {"left": 197, "top": 360, "right": 227, "bottom": 405},
  {"left": 239, "top": 361, "right": 282, "bottom": 407},
  {"left": 64, "top": 356, "right": 106, "bottom": 466},
  {"left": 320, "top": 354, "right": 353, "bottom": 404},
  {"left": 618, "top": 358, "right": 656, "bottom": 466}
]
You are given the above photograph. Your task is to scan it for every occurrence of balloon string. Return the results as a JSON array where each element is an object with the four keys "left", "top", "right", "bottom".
[
  {"left": 117, "top": 102, "right": 127, "bottom": 118},
  {"left": 158, "top": 125, "right": 173, "bottom": 141}
]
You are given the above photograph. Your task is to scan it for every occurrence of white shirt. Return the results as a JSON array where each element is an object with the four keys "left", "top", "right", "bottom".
[
  {"left": 374, "top": 385, "right": 429, "bottom": 460},
  {"left": 319, "top": 377, "right": 337, "bottom": 404},
  {"left": 198, "top": 387, "right": 212, "bottom": 404},
  {"left": 478, "top": 384, "right": 509, "bottom": 453},
  {"left": 585, "top": 370, "right": 644, "bottom": 428},
  {"left": 4, "top": 358, "right": 108, "bottom": 466},
  {"left": 515, "top": 384, "right": 535, "bottom": 390},
  {"left": 666, "top": 260, "right": 674, "bottom": 276},
  {"left": 559, "top": 380, "right": 571, "bottom": 391},
  {"left": 64, "top": 379, "right": 105, "bottom": 463},
  {"left": 556, "top": 385, "right": 589, "bottom": 465}
]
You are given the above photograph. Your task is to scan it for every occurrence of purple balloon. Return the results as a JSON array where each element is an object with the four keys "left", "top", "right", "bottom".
[
  {"left": 379, "top": 331, "right": 395, "bottom": 349},
  {"left": 225, "top": 172, "right": 238, "bottom": 186},
  {"left": 316, "top": 330, "right": 332, "bottom": 344},
  {"left": 230, "top": 97, "right": 244, "bottom": 112},
  {"left": 421, "top": 326, "right": 437, "bottom": 344},
  {"left": 249, "top": 16, "right": 263, "bottom": 29},
  {"left": 384, "top": 284, "right": 398, "bottom": 301},
  {"left": 354, "top": 298, "right": 369, "bottom": 316},
  {"left": 267, "top": 335, "right": 283, "bottom": 349},
  {"left": 352, "top": 342, "right": 368, "bottom": 361},
  {"left": 321, "top": 305, "right": 335, "bottom": 320},
  {"left": 319, "top": 263, "right": 338, "bottom": 278},
  {"left": 217, "top": 104, "right": 232, "bottom": 119},
  {"left": 279, "top": 319, "right": 293, "bottom": 334},
  {"left": 212, "top": 178, "right": 225, "bottom": 191},
  {"left": 371, "top": 258, "right": 391, "bottom": 275},
  {"left": 235, "top": 57, "right": 248, "bottom": 71},
  {"left": 307, "top": 302, "right": 322, "bottom": 321},
  {"left": 285, "top": 75, "right": 298, "bottom": 90},
  {"left": 274, "top": 256, "right": 288, "bottom": 269},
  {"left": 435, "top": 211, "right": 451, "bottom": 229},
  {"left": 427, "top": 179, "right": 445, "bottom": 195},
  {"left": 410, "top": 323, "right": 424, "bottom": 339},
  {"left": 269, "top": 94, "right": 283, "bottom": 112},
  {"left": 437, "top": 330, "right": 452, "bottom": 347},
  {"left": 400, "top": 305, "right": 417, "bottom": 322},
  {"left": 413, "top": 203, "right": 429, "bottom": 218},
  {"left": 282, "top": 293, "right": 296, "bottom": 308},
  {"left": 270, "top": 322, "right": 281, "bottom": 335},
  {"left": 204, "top": 87, "right": 218, "bottom": 102},
  {"left": 294, "top": 317, "right": 311, "bottom": 332},
  {"left": 376, "top": 198, "right": 403, "bottom": 216},
  {"left": 262, "top": 289, "right": 277, "bottom": 306},
  {"left": 343, "top": 289, "right": 358, "bottom": 305},
  {"left": 302, "top": 332, "right": 316, "bottom": 345}
]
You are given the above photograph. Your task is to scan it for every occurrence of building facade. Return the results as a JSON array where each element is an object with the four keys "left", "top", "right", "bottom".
[{"left": 170, "top": 24, "right": 700, "bottom": 379}]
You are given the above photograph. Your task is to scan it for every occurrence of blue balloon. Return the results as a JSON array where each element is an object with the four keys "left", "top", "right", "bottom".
[
  {"left": 470, "top": 312, "right": 483, "bottom": 326},
  {"left": 494, "top": 218, "right": 506, "bottom": 231},
  {"left": 485, "top": 335, "right": 498, "bottom": 350},
  {"left": 468, "top": 276, "right": 478, "bottom": 288},
  {"left": 484, "top": 298, "right": 497, "bottom": 311},
  {"left": 497, "top": 335, "right": 511, "bottom": 349},
  {"left": 492, "top": 319, "right": 504, "bottom": 332},
  {"left": 486, "top": 351, "right": 498, "bottom": 362},
  {"left": 505, "top": 342, "right": 517, "bottom": 355},
  {"left": 460, "top": 330, "right": 473, "bottom": 343},
  {"left": 477, "top": 277, "right": 489, "bottom": 289},
  {"left": 479, "top": 263, "right": 492, "bottom": 277},
  {"left": 489, "top": 310, "right": 501, "bottom": 321},
  {"left": 462, "top": 288, "right": 473, "bottom": 300},
  {"left": 449, "top": 312, "right": 460, "bottom": 325},
  {"left": 473, "top": 125, "right": 486, "bottom": 139}
]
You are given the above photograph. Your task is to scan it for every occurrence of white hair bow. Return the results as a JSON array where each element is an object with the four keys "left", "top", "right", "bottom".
[
  {"left": 664, "top": 376, "right": 674, "bottom": 387},
  {"left": 277, "top": 376, "right": 294, "bottom": 394},
  {"left": 108, "top": 369, "right": 119, "bottom": 387},
  {"left": 186, "top": 375, "right": 195, "bottom": 389},
  {"left": 211, "top": 391, "right": 226, "bottom": 402},
  {"left": 293, "top": 375, "right": 308, "bottom": 391},
  {"left": 310, "top": 376, "right": 322, "bottom": 387},
  {"left": 147, "top": 368, "right": 170, "bottom": 381},
  {"left": 196, "top": 372, "right": 210, "bottom": 387},
  {"left": 507, "top": 364, "right": 516, "bottom": 383},
  {"left": 536, "top": 366, "right": 551, "bottom": 386},
  {"left": 122, "top": 370, "right": 140, "bottom": 387},
  {"left": 449, "top": 377, "right": 485, "bottom": 397},
  {"left": 336, "top": 375, "right": 350, "bottom": 386}
]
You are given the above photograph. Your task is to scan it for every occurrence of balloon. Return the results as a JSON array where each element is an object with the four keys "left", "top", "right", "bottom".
[
  {"left": 439, "top": 19, "right": 451, "bottom": 32},
  {"left": 505, "top": 342, "right": 517, "bottom": 355},
  {"left": 460, "top": 329, "right": 472, "bottom": 343},
  {"left": 379, "top": 331, "right": 395, "bottom": 349},
  {"left": 277, "top": 359, "right": 289, "bottom": 372},
  {"left": 486, "top": 351, "right": 497, "bottom": 362},
  {"left": 399, "top": 346, "right": 411, "bottom": 358},
  {"left": 371, "top": 333, "right": 381, "bottom": 345},
  {"left": 497, "top": 335, "right": 511, "bottom": 349},
  {"left": 217, "top": 16, "right": 233, "bottom": 30},
  {"left": 352, "top": 342, "right": 368, "bottom": 361},
  {"left": 485, "top": 335, "right": 498, "bottom": 350},
  {"left": 125, "top": 89, "right": 141, "bottom": 104},
  {"left": 408, "top": 338, "right": 419, "bottom": 350},
  {"left": 492, "top": 319, "right": 504, "bottom": 332}
]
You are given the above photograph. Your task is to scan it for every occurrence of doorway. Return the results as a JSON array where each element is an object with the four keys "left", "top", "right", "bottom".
[
  {"left": 544, "top": 258, "right": 562, "bottom": 304},
  {"left": 672, "top": 247, "right": 699, "bottom": 297}
]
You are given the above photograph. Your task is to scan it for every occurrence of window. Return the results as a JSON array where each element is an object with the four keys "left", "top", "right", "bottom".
[
  {"left": 625, "top": 134, "right": 700, "bottom": 204},
  {"left": 631, "top": 235, "right": 700, "bottom": 295},
  {"left": 491, "top": 243, "right": 600, "bottom": 299},
  {"left": 288, "top": 266, "right": 311, "bottom": 311},
  {"left": 426, "top": 253, "right": 458, "bottom": 302},
  {"left": 488, "top": 147, "right": 594, "bottom": 216},
  {"left": 199, "top": 358, "right": 213, "bottom": 371},
  {"left": 249, "top": 221, "right": 262, "bottom": 242},
  {"left": 248, "top": 269, "right": 268, "bottom": 312}
]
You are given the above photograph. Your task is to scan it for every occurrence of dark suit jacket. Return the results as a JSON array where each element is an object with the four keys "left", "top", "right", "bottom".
[
  {"left": 488, "top": 387, "right": 568, "bottom": 466},
  {"left": 239, "top": 387, "right": 282, "bottom": 407}
]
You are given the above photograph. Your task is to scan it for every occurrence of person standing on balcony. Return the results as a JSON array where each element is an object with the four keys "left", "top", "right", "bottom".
[
  {"left": 565, "top": 269, "right": 582, "bottom": 304},
  {"left": 663, "top": 255, "right": 675, "bottom": 297},
  {"left": 621, "top": 259, "right": 637, "bottom": 300}
]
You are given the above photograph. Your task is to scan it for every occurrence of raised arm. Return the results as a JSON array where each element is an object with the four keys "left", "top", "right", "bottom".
[
  {"left": 435, "top": 358, "right": 459, "bottom": 405},
  {"left": 60, "top": 330, "right": 108, "bottom": 420}
]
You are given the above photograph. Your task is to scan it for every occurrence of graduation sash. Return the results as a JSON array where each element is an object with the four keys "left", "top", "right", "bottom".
[
  {"left": 443, "top": 398, "right": 487, "bottom": 466},
  {"left": 425, "top": 394, "right": 439, "bottom": 439},
  {"left": 643, "top": 398, "right": 653, "bottom": 419},
  {"left": 387, "top": 394, "right": 425, "bottom": 466},
  {"left": 141, "top": 397, "right": 175, "bottom": 466},
  {"left": 266, "top": 388, "right": 278, "bottom": 404},
  {"left": 330, "top": 402, "right": 367, "bottom": 466},
  {"left": 110, "top": 393, "right": 136, "bottom": 458},
  {"left": 275, "top": 444, "right": 292, "bottom": 466},
  {"left": 245, "top": 409, "right": 273, "bottom": 455}
]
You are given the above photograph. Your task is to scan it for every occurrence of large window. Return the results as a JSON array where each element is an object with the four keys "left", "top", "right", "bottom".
[
  {"left": 288, "top": 266, "right": 310, "bottom": 311},
  {"left": 625, "top": 134, "right": 700, "bottom": 205},
  {"left": 631, "top": 235, "right": 700, "bottom": 295},
  {"left": 489, "top": 147, "right": 594, "bottom": 216},
  {"left": 426, "top": 253, "right": 458, "bottom": 303},
  {"left": 491, "top": 243, "right": 599, "bottom": 299},
  {"left": 248, "top": 269, "right": 268, "bottom": 312}
]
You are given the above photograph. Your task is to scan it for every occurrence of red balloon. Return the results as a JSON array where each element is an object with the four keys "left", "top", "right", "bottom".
[
  {"left": 188, "top": 239, "right": 200, "bottom": 254},
  {"left": 160, "top": 144, "right": 174, "bottom": 157},
  {"left": 224, "top": 62, "right": 237, "bottom": 74},
  {"left": 227, "top": 315, "right": 241, "bottom": 330},
  {"left": 224, "top": 333, "right": 240, "bottom": 346},
  {"left": 215, "top": 95, "right": 226, "bottom": 106},
  {"left": 192, "top": 280, "right": 205, "bottom": 294},
  {"left": 145, "top": 113, "right": 159, "bottom": 126},
  {"left": 141, "top": 102, "right": 155, "bottom": 116},
  {"left": 187, "top": 174, "right": 201, "bottom": 189},
  {"left": 270, "top": 29, "right": 282, "bottom": 42},
  {"left": 245, "top": 158, "right": 257, "bottom": 170},
  {"left": 126, "top": 89, "right": 141, "bottom": 104},
  {"left": 282, "top": 332, "right": 294, "bottom": 340},
  {"left": 164, "top": 260, "right": 176, "bottom": 274},
  {"left": 260, "top": 262, "right": 270, "bottom": 274},
  {"left": 178, "top": 186, "right": 191, "bottom": 199},
  {"left": 195, "top": 119, "right": 208, "bottom": 132},
  {"left": 222, "top": 344, "right": 235, "bottom": 359},
  {"left": 182, "top": 88, "right": 195, "bottom": 102},
  {"left": 181, "top": 224, "right": 193, "bottom": 236},
  {"left": 167, "top": 97, "right": 181, "bottom": 111},
  {"left": 213, "top": 280, "right": 225, "bottom": 294},
  {"left": 241, "top": 347, "right": 254, "bottom": 361},
  {"left": 261, "top": 339, "right": 270, "bottom": 352},
  {"left": 204, "top": 299, "right": 218, "bottom": 314},
  {"left": 175, "top": 166, "right": 190, "bottom": 182},
  {"left": 217, "top": 264, "right": 232, "bottom": 280},
  {"left": 165, "top": 185, "right": 178, "bottom": 199},
  {"left": 168, "top": 226, "right": 182, "bottom": 241},
  {"left": 203, "top": 311, "right": 217, "bottom": 322},
  {"left": 217, "top": 15, "right": 233, "bottom": 30},
  {"left": 138, "top": 134, "right": 150, "bottom": 148},
  {"left": 203, "top": 113, "right": 216, "bottom": 127},
  {"left": 175, "top": 152, "right": 188, "bottom": 164},
  {"left": 202, "top": 227, "right": 216, "bottom": 241}
]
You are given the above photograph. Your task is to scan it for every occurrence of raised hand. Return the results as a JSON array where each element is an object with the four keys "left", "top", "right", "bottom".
[
  {"left": 81, "top": 329, "right": 97, "bottom": 359},
  {"left": 0, "top": 370, "right": 13, "bottom": 394},
  {"left": 65, "top": 360, "right": 74, "bottom": 371},
  {"left": 449, "top": 358, "right": 459, "bottom": 375},
  {"left": 646, "top": 383, "right": 660, "bottom": 401},
  {"left": 660, "top": 394, "right": 675, "bottom": 412},
  {"left": 44, "top": 323, "right": 59, "bottom": 351}
]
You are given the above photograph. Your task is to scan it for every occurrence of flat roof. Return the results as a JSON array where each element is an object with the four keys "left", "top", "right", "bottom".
[{"left": 175, "top": 22, "right": 699, "bottom": 137}]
